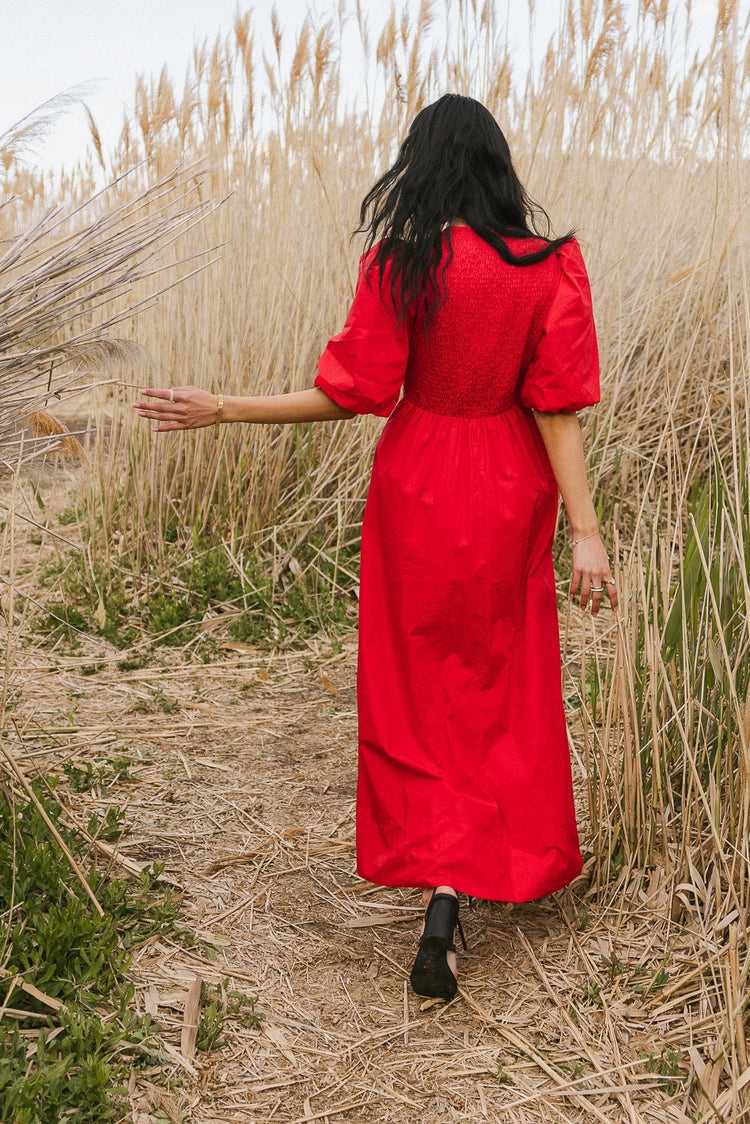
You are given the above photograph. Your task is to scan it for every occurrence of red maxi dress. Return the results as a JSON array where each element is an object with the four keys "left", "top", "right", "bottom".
[{"left": 315, "top": 228, "right": 600, "bottom": 902}]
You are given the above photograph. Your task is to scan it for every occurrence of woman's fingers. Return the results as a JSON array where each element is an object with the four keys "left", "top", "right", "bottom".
[
  {"left": 139, "top": 387, "right": 172, "bottom": 399},
  {"left": 578, "top": 571, "right": 618, "bottom": 615},
  {"left": 139, "top": 416, "right": 186, "bottom": 428},
  {"left": 570, "top": 563, "right": 581, "bottom": 598},
  {"left": 133, "top": 387, "right": 181, "bottom": 410},
  {"left": 132, "top": 385, "right": 218, "bottom": 431},
  {"left": 589, "top": 574, "right": 604, "bottom": 616},
  {"left": 133, "top": 388, "right": 179, "bottom": 409},
  {"left": 578, "top": 572, "right": 591, "bottom": 611},
  {"left": 572, "top": 540, "right": 618, "bottom": 614}
]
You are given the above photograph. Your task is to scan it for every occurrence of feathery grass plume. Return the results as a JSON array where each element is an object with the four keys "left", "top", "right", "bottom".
[
  {"left": 271, "top": 6, "right": 283, "bottom": 62},
  {"left": 134, "top": 74, "right": 153, "bottom": 161},
  {"left": 0, "top": 163, "right": 217, "bottom": 466},
  {"left": 404, "top": 0, "right": 434, "bottom": 114},
  {"left": 355, "top": 0, "right": 371, "bottom": 59},
  {"left": 376, "top": 8, "right": 397, "bottom": 69},
  {"left": 0, "top": 89, "right": 88, "bottom": 172},
  {"left": 582, "top": 0, "right": 623, "bottom": 90},
  {"left": 289, "top": 17, "right": 311, "bottom": 113},
  {"left": 206, "top": 38, "right": 226, "bottom": 141},
  {"left": 234, "top": 10, "right": 256, "bottom": 131},
  {"left": 156, "top": 65, "right": 177, "bottom": 132},
  {"left": 26, "top": 410, "right": 87, "bottom": 462},
  {"left": 85, "top": 106, "right": 105, "bottom": 174},
  {"left": 312, "top": 23, "right": 335, "bottom": 114}
]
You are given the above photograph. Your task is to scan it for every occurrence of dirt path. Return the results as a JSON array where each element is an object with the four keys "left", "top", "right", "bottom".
[
  {"left": 6, "top": 630, "right": 699, "bottom": 1124},
  {"left": 0, "top": 460, "right": 712, "bottom": 1121}
]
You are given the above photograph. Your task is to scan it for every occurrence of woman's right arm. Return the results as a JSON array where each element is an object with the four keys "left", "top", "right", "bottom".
[
  {"left": 532, "top": 408, "right": 617, "bottom": 617},
  {"left": 133, "top": 385, "right": 355, "bottom": 430}
]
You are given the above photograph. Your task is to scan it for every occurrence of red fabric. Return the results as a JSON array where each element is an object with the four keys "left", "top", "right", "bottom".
[
  {"left": 316, "top": 228, "right": 599, "bottom": 901},
  {"left": 316, "top": 253, "right": 415, "bottom": 417}
]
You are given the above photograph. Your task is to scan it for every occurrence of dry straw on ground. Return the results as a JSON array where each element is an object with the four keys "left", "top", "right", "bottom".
[{"left": 0, "top": 557, "right": 731, "bottom": 1121}]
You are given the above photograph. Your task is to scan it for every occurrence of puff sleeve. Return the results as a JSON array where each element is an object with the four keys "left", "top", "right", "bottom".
[
  {"left": 519, "top": 239, "right": 600, "bottom": 413},
  {"left": 315, "top": 249, "right": 413, "bottom": 417}
]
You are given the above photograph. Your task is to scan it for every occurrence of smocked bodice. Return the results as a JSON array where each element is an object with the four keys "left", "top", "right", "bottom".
[
  {"left": 403, "top": 231, "right": 558, "bottom": 417},
  {"left": 315, "top": 230, "right": 599, "bottom": 420}
]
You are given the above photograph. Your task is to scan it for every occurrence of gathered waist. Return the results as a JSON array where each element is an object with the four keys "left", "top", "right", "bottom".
[{"left": 401, "top": 390, "right": 519, "bottom": 419}]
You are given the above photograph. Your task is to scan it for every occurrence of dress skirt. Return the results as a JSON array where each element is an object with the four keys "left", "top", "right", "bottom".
[{"left": 355, "top": 398, "right": 582, "bottom": 901}]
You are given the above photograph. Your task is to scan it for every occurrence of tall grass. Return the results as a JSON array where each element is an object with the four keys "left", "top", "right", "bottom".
[
  {"left": 3, "top": 0, "right": 749, "bottom": 1038},
  {"left": 0, "top": 159, "right": 217, "bottom": 467},
  {"left": 4, "top": 11, "right": 727, "bottom": 558}
]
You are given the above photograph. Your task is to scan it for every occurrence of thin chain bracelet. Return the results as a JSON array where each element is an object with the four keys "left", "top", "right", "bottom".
[{"left": 571, "top": 529, "right": 600, "bottom": 547}]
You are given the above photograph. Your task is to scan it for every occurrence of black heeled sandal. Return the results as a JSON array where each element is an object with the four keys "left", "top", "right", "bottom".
[{"left": 410, "top": 891, "right": 467, "bottom": 1000}]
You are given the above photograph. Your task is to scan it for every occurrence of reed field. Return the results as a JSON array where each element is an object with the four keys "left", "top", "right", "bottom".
[{"left": 1, "top": 0, "right": 750, "bottom": 1119}]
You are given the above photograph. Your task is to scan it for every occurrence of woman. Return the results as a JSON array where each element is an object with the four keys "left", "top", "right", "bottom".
[{"left": 135, "top": 94, "right": 617, "bottom": 1002}]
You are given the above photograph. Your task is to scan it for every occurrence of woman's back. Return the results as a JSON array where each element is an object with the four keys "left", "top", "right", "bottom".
[
  {"left": 405, "top": 229, "right": 559, "bottom": 418},
  {"left": 316, "top": 231, "right": 597, "bottom": 421}
]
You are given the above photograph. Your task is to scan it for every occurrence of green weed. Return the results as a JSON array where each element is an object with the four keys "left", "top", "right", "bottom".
[
  {"left": 194, "top": 981, "right": 264, "bottom": 1053},
  {"left": 35, "top": 601, "right": 90, "bottom": 643},
  {"left": 3, "top": 688, "right": 22, "bottom": 712},
  {"left": 87, "top": 806, "right": 127, "bottom": 842},
  {"left": 117, "top": 650, "right": 151, "bottom": 671},
  {"left": 132, "top": 686, "right": 180, "bottom": 715},
  {"left": 80, "top": 662, "right": 105, "bottom": 675},
  {"left": 558, "top": 1058, "right": 585, "bottom": 1080},
  {"left": 37, "top": 522, "right": 358, "bottom": 655},
  {"left": 58, "top": 505, "right": 82, "bottom": 526},
  {"left": 640, "top": 1048, "right": 686, "bottom": 1095},
  {"left": 0, "top": 782, "right": 182, "bottom": 1122},
  {"left": 63, "top": 761, "right": 107, "bottom": 793},
  {"left": 488, "top": 1057, "right": 515, "bottom": 1085},
  {"left": 197, "top": 1000, "right": 225, "bottom": 1051}
]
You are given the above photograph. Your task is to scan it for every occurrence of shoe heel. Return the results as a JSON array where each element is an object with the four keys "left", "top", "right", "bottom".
[{"left": 409, "top": 891, "right": 464, "bottom": 1000}]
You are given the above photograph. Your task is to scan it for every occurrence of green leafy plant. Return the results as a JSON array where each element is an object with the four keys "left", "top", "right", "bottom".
[
  {"left": 640, "top": 1048, "right": 686, "bottom": 1095},
  {"left": 197, "top": 1000, "right": 225, "bottom": 1052},
  {"left": 558, "top": 1058, "right": 585, "bottom": 1080},
  {"left": 64, "top": 761, "right": 107, "bottom": 793},
  {"left": 117, "top": 650, "right": 151, "bottom": 671},
  {"left": 0, "top": 781, "right": 183, "bottom": 1122},
  {"left": 36, "top": 528, "right": 358, "bottom": 656},
  {"left": 133, "top": 686, "right": 180, "bottom": 715},
  {"left": 488, "top": 1057, "right": 515, "bottom": 1085}
]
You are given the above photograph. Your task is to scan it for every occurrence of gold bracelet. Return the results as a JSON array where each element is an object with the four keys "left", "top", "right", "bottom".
[
  {"left": 214, "top": 394, "right": 224, "bottom": 440},
  {"left": 571, "top": 529, "right": 600, "bottom": 547}
]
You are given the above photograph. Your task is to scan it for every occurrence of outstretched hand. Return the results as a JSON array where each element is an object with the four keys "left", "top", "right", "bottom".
[
  {"left": 570, "top": 533, "right": 618, "bottom": 616},
  {"left": 133, "top": 386, "right": 220, "bottom": 432}
]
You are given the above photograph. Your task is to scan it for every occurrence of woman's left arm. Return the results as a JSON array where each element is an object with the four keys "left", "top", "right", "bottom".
[
  {"left": 532, "top": 409, "right": 617, "bottom": 616},
  {"left": 133, "top": 385, "right": 355, "bottom": 428}
]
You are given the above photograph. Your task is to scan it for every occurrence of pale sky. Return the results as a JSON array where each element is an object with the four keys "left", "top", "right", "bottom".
[{"left": 0, "top": 0, "right": 726, "bottom": 174}]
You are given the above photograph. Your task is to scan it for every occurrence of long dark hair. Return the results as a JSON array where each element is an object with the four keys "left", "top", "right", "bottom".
[{"left": 356, "top": 94, "right": 573, "bottom": 325}]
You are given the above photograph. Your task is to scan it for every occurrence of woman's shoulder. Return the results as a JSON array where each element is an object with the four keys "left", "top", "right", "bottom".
[
  {"left": 358, "top": 238, "right": 404, "bottom": 275},
  {"left": 501, "top": 233, "right": 581, "bottom": 261},
  {"left": 500, "top": 233, "right": 549, "bottom": 254},
  {"left": 550, "top": 237, "right": 589, "bottom": 287}
]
